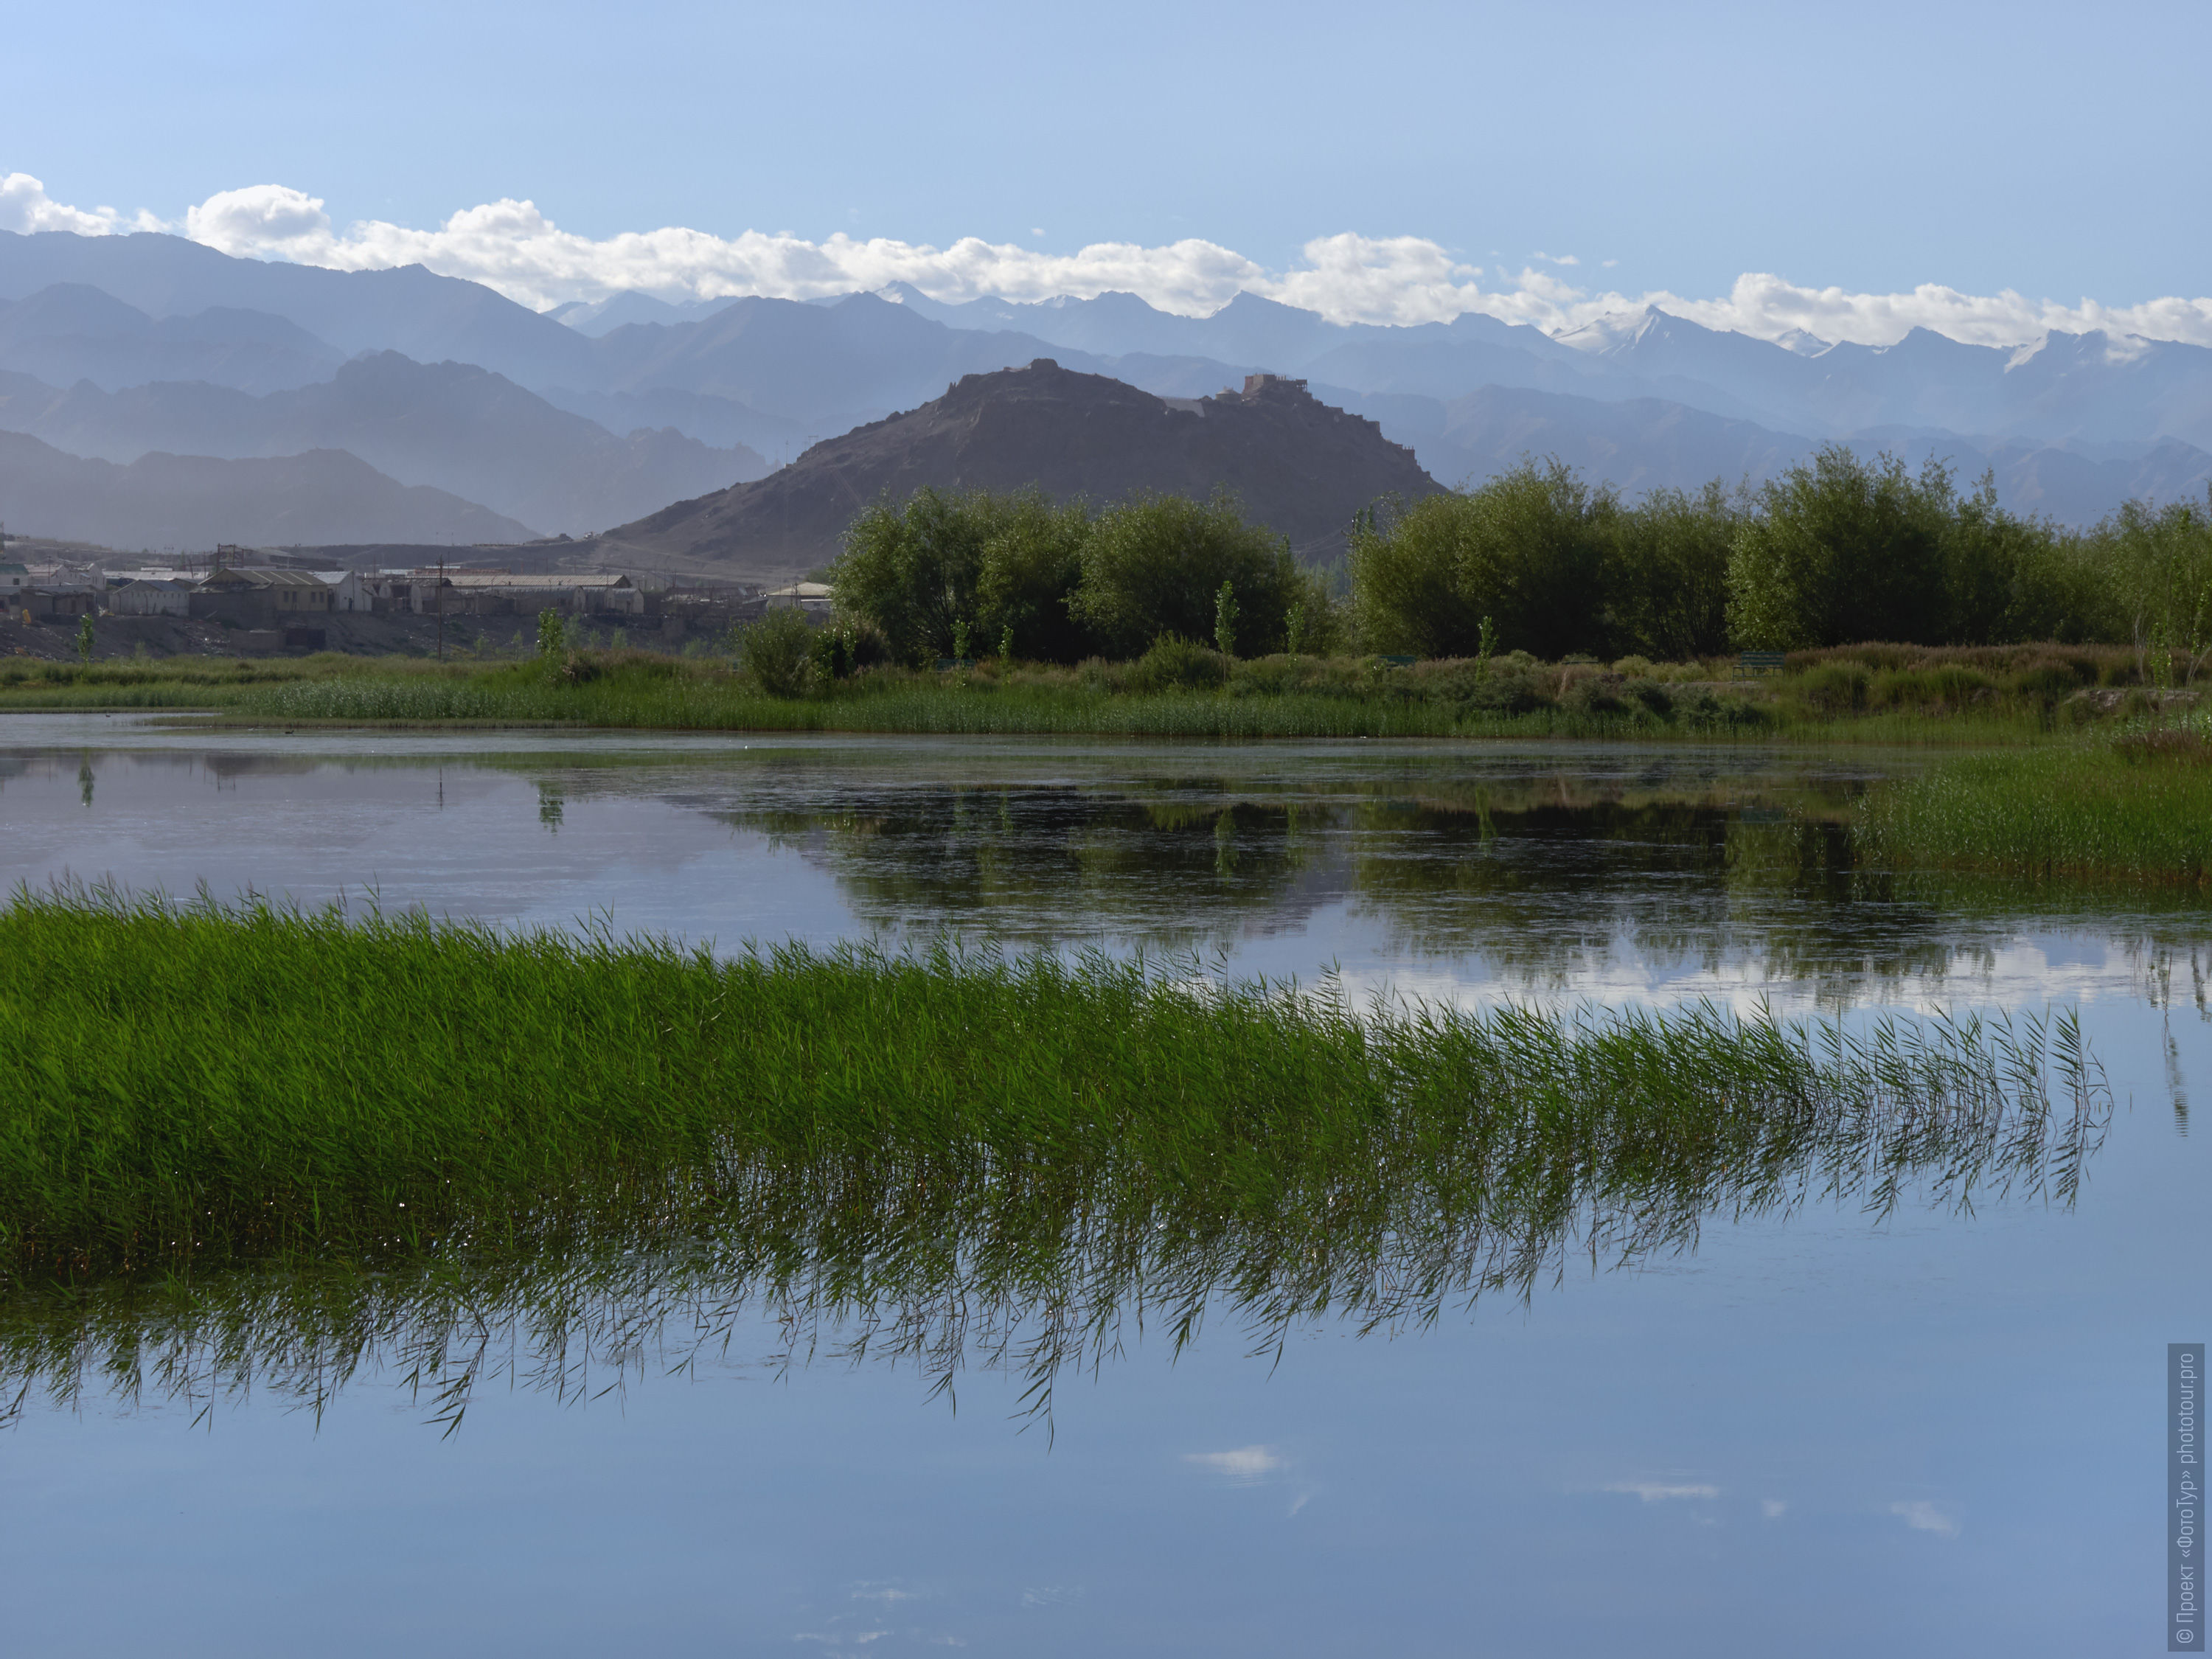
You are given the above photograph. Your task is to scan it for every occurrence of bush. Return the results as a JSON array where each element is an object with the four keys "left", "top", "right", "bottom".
[
  {"left": 1123, "top": 635, "right": 1231, "bottom": 694},
  {"left": 740, "top": 608, "right": 818, "bottom": 697},
  {"left": 1428, "top": 662, "right": 1551, "bottom": 717},
  {"left": 1562, "top": 672, "right": 1630, "bottom": 716},
  {"left": 1797, "top": 662, "right": 1871, "bottom": 714},
  {"left": 2014, "top": 662, "right": 2084, "bottom": 706}
]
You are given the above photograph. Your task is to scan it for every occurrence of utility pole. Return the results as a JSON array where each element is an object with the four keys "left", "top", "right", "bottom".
[{"left": 437, "top": 549, "right": 447, "bottom": 662}]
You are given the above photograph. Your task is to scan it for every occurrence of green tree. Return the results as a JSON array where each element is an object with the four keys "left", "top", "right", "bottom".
[
  {"left": 1350, "top": 462, "right": 1612, "bottom": 659},
  {"left": 2094, "top": 494, "right": 2212, "bottom": 684},
  {"left": 1726, "top": 447, "right": 1950, "bottom": 648},
  {"left": 1214, "top": 580, "right": 1239, "bottom": 658},
  {"left": 74, "top": 613, "right": 94, "bottom": 662},
  {"left": 831, "top": 487, "right": 992, "bottom": 662},
  {"left": 971, "top": 490, "right": 1096, "bottom": 663},
  {"left": 835, "top": 487, "right": 1099, "bottom": 664},
  {"left": 535, "top": 609, "right": 567, "bottom": 658},
  {"left": 1601, "top": 481, "right": 1740, "bottom": 659},
  {"left": 1070, "top": 491, "right": 1299, "bottom": 658}
]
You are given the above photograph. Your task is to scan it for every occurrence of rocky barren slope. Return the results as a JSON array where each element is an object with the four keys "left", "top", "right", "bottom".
[{"left": 597, "top": 360, "right": 1441, "bottom": 578}]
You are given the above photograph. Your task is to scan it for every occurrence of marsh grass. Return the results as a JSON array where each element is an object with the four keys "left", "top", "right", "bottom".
[
  {"left": 0, "top": 886, "right": 2109, "bottom": 1427},
  {"left": 1, "top": 641, "right": 2166, "bottom": 742},
  {"left": 1858, "top": 725, "right": 2212, "bottom": 883}
]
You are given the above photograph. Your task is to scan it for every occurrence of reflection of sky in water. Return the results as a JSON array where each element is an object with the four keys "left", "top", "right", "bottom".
[{"left": 1, "top": 714, "right": 2205, "bottom": 1655}]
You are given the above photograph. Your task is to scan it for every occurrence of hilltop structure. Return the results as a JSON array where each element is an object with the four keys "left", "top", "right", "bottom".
[{"left": 592, "top": 361, "right": 1442, "bottom": 580}]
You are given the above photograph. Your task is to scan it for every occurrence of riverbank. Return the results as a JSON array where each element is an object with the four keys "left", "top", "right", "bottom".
[{"left": 1, "top": 640, "right": 2185, "bottom": 743}]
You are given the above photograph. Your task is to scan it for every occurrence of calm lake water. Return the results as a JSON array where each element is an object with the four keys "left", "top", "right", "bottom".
[{"left": 1, "top": 712, "right": 2204, "bottom": 1655}]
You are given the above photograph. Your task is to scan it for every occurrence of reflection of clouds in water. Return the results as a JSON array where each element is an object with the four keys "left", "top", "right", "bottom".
[
  {"left": 1603, "top": 1481, "right": 1720, "bottom": 1503},
  {"left": 1183, "top": 1445, "right": 1286, "bottom": 1484},
  {"left": 1891, "top": 1500, "right": 1961, "bottom": 1537},
  {"left": 1330, "top": 931, "right": 2191, "bottom": 1022},
  {"left": 7, "top": 723, "right": 2208, "bottom": 1033}
]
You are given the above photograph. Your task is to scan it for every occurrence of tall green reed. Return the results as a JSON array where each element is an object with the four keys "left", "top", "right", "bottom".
[{"left": 0, "top": 885, "right": 2107, "bottom": 1425}]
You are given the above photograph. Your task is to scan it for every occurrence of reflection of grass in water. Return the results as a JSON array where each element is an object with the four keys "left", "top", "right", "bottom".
[{"left": 0, "top": 886, "right": 2107, "bottom": 1426}]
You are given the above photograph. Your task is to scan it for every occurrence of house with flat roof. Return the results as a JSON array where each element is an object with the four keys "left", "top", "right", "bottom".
[
  {"left": 437, "top": 571, "right": 644, "bottom": 616},
  {"left": 763, "top": 581, "right": 835, "bottom": 617}
]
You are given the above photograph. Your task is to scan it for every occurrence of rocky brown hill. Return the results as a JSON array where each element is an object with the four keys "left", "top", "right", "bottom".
[{"left": 595, "top": 360, "right": 1441, "bottom": 578}]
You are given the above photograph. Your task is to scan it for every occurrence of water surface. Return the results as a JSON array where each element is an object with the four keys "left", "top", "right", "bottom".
[{"left": 0, "top": 714, "right": 2201, "bottom": 1655}]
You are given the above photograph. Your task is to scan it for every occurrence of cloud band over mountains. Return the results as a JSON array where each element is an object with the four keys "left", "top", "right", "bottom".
[{"left": 7, "top": 171, "right": 2212, "bottom": 352}]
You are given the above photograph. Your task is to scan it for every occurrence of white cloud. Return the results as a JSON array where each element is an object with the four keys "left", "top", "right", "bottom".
[
  {"left": 1534, "top": 250, "right": 1582, "bottom": 267},
  {"left": 1761, "top": 1498, "right": 1789, "bottom": 1519},
  {"left": 1891, "top": 1500, "right": 1960, "bottom": 1537},
  {"left": 1605, "top": 1481, "right": 1721, "bottom": 1503},
  {"left": 0, "top": 173, "right": 162, "bottom": 237},
  {"left": 1185, "top": 1444, "right": 1286, "bottom": 1483},
  {"left": 13, "top": 173, "right": 2212, "bottom": 350}
]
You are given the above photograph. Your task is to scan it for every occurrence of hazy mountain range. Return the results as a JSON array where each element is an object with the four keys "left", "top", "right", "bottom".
[
  {"left": 0, "top": 431, "right": 531, "bottom": 550},
  {"left": 0, "top": 353, "right": 766, "bottom": 536},
  {"left": 1, "top": 226, "right": 2208, "bottom": 554}
]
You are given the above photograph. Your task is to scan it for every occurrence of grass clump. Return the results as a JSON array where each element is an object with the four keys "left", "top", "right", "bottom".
[{"left": 1857, "top": 726, "right": 2212, "bottom": 883}]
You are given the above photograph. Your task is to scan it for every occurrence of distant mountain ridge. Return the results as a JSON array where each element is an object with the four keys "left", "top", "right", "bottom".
[
  {"left": 0, "top": 282, "right": 343, "bottom": 394},
  {"left": 0, "top": 353, "right": 768, "bottom": 537},
  {"left": 4, "top": 228, "right": 2211, "bottom": 550},
  {"left": 0, "top": 431, "right": 532, "bottom": 550},
  {"left": 1363, "top": 383, "right": 2212, "bottom": 524},
  {"left": 597, "top": 361, "right": 1441, "bottom": 579}
]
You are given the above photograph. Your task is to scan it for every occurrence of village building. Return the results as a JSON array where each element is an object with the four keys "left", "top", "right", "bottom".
[
  {"left": 762, "top": 581, "right": 835, "bottom": 618},
  {"left": 108, "top": 577, "right": 196, "bottom": 617},
  {"left": 191, "top": 566, "right": 337, "bottom": 626},
  {"left": 436, "top": 571, "right": 644, "bottom": 617},
  {"left": 310, "top": 570, "right": 368, "bottom": 612},
  {"left": 24, "top": 586, "right": 101, "bottom": 619}
]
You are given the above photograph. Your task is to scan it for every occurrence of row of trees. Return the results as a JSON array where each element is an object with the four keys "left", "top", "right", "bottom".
[
  {"left": 824, "top": 451, "right": 2212, "bottom": 669},
  {"left": 1353, "top": 448, "right": 2212, "bottom": 672},
  {"left": 830, "top": 488, "right": 1332, "bottom": 663}
]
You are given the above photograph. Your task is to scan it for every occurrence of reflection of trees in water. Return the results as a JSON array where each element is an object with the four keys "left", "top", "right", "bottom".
[
  {"left": 1, "top": 1005, "right": 2109, "bottom": 1432},
  {"left": 520, "top": 753, "right": 2212, "bottom": 1007},
  {"left": 714, "top": 785, "right": 1341, "bottom": 952}
]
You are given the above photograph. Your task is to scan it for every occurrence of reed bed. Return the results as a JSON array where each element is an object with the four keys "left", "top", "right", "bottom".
[
  {"left": 1857, "top": 731, "right": 2212, "bottom": 883},
  {"left": 235, "top": 669, "right": 1566, "bottom": 738},
  {"left": 0, "top": 886, "right": 2107, "bottom": 1422},
  {"left": 3, "top": 886, "right": 2100, "bottom": 1276},
  {"left": 4, "top": 645, "right": 2132, "bottom": 742}
]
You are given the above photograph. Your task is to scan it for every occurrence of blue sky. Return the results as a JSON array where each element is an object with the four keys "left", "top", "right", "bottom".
[{"left": 7, "top": 0, "right": 2210, "bottom": 330}]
